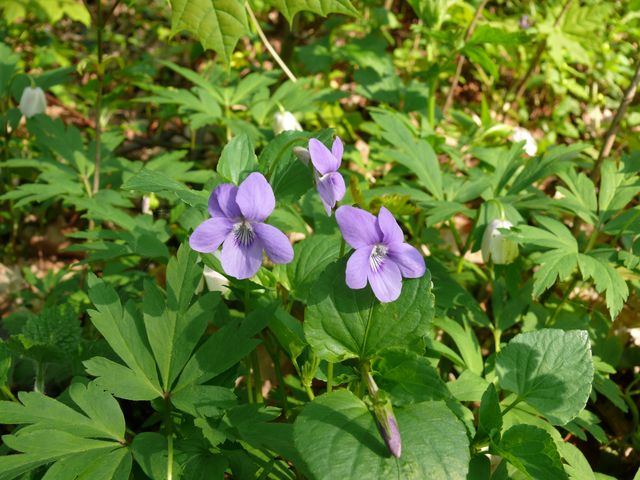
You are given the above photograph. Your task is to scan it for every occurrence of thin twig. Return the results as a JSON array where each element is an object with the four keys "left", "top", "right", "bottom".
[
  {"left": 592, "top": 60, "right": 640, "bottom": 183},
  {"left": 92, "top": 0, "right": 104, "bottom": 194},
  {"left": 442, "top": 0, "right": 489, "bottom": 114},
  {"left": 245, "top": 1, "right": 297, "bottom": 83}
]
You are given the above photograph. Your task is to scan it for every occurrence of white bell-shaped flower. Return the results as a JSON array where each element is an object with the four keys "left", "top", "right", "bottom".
[
  {"left": 511, "top": 127, "right": 537, "bottom": 156},
  {"left": 273, "top": 111, "right": 302, "bottom": 134},
  {"left": 482, "top": 219, "right": 518, "bottom": 265},
  {"left": 19, "top": 86, "right": 47, "bottom": 118}
]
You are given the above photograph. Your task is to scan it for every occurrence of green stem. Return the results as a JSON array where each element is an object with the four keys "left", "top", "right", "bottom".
[
  {"left": 267, "top": 338, "right": 288, "bottom": 414},
  {"left": 501, "top": 397, "right": 521, "bottom": 416},
  {"left": 1, "top": 386, "right": 17, "bottom": 402},
  {"left": 448, "top": 219, "right": 464, "bottom": 253},
  {"left": 251, "top": 349, "right": 263, "bottom": 403},
  {"left": 34, "top": 361, "right": 45, "bottom": 394},
  {"left": 92, "top": 0, "right": 104, "bottom": 195},
  {"left": 164, "top": 395, "right": 174, "bottom": 480},
  {"left": 245, "top": 1, "right": 297, "bottom": 83},
  {"left": 338, "top": 238, "right": 345, "bottom": 259},
  {"left": 246, "top": 357, "right": 254, "bottom": 404},
  {"left": 305, "top": 384, "right": 315, "bottom": 401},
  {"left": 492, "top": 328, "right": 502, "bottom": 353},
  {"left": 326, "top": 362, "right": 334, "bottom": 393}
]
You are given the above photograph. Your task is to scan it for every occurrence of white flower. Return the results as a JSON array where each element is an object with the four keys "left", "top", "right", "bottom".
[
  {"left": 202, "top": 265, "right": 229, "bottom": 293},
  {"left": 292, "top": 146, "right": 310, "bottom": 166},
  {"left": 273, "top": 111, "right": 302, "bottom": 134},
  {"left": 482, "top": 219, "right": 518, "bottom": 265},
  {"left": 19, "top": 86, "right": 47, "bottom": 118},
  {"left": 511, "top": 127, "right": 537, "bottom": 156}
]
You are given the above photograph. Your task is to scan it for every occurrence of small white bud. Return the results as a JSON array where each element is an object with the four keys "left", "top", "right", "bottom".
[
  {"left": 203, "top": 265, "right": 229, "bottom": 293},
  {"left": 482, "top": 219, "right": 518, "bottom": 265},
  {"left": 273, "top": 111, "right": 302, "bottom": 135},
  {"left": 19, "top": 86, "right": 47, "bottom": 118},
  {"left": 511, "top": 127, "right": 537, "bottom": 156},
  {"left": 293, "top": 146, "right": 310, "bottom": 166}
]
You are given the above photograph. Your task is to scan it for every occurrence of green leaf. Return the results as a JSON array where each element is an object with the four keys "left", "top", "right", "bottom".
[
  {"left": 476, "top": 383, "right": 502, "bottom": 443},
  {"left": 0, "top": 387, "right": 123, "bottom": 441},
  {"left": 577, "top": 253, "right": 629, "bottom": 319},
  {"left": 173, "top": 310, "right": 265, "bottom": 393},
  {"left": 143, "top": 244, "right": 215, "bottom": 391},
  {"left": 169, "top": 0, "right": 249, "bottom": 64},
  {"left": 304, "top": 261, "right": 434, "bottom": 362},
  {"left": 267, "top": 0, "right": 358, "bottom": 24},
  {"left": 85, "top": 276, "right": 163, "bottom": 400},
  {"left": 217, "top": 134, "right": 258, "bottom": 184},
  {"left": 496, "top": 329, "right": 593, "bottom": 425},
  {"left": 131, "top": 432, "right": 177, "bottom": 480},
  {"left": 42, "top": 448, "right": 131, "bottom": 480},
  {"left": 286, "top": 234, "right": 341, "bottom": 302},
  {"left": 121, "top": 168, "right": 208, "bottom": 207},
  {"left": 493, "top": 424, "right": 567, "bottom": 480},
  {"left": 371, "top": 109, "right": 443, "bottom": 199},
  {"left": 531, "top": 250, "right": 578, "bottom": 299},
  {"left": 375, "top": 348, "right": 450, "bottom": 405},
  {"left": 294, "top": 391, "right": 470, "bottom": 479}
]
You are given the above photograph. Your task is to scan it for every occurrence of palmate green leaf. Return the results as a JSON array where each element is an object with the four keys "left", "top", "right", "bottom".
[
  {"left": 531, "top": 250, "right": 577, "bottom": 298},
  {"left": 169, "top": 0, "right": 249, "bottom": 64},
  {"left": 304, "top": 261, "right": 434, "bottom": 362},
  {"left": 496, "top": 329, "right": 593, "bottom": 425},
  {"left": 577, "top": 254, "right": 628, "bottom": 319},
  {"left": 121, "top": 168, "right": 208, "bottom": 208},
  {"left": 267, "top": 0, "right": 358, "bottom": 24},
  {"left": 294, "top": 391, "right": 470, "bottom": 479},
  {"left": 85, "top": 275, "right": 163, "bottom": 400},
  {"left": 0, "top": 382, "right": 131, "bottom": 480},
  {"left": 371, "top": 109, "right": 443, "bottom": 199},
  {"left": 493, "top": 425, "right": 567, "bottom": 480},
  {"left": 143, "top": 244, "right": 216, "bottom": 391}
]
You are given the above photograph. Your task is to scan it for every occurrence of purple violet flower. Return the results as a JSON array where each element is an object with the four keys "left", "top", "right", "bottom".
[
  {"left": 189, "top": 172, "right": 294, "bottom": 279},
  {"left": 335, "top": 205, "right": 425, "bottom": 303},
  {"left": 308, "top": 137, "right": 346, "bottom": 216}
]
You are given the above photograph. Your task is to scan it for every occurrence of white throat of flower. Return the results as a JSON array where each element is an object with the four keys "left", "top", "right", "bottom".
[
  {"left": 232, "top": 220, "right": 255, "bottom": 247},
  {"left": 369, "top": 244, "right": 388, "bottom": 272}
]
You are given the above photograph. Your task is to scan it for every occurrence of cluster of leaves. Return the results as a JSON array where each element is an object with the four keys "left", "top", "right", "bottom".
[{"left": 0, "top": 0, "right": 639, "bottom": 479}]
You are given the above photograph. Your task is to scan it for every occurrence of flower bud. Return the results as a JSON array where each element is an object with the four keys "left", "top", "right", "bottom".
[
  {"left": 511, "top": 127, "right": 537, "bottom": 156},
  {"left": 203, "top": 265, "right": 229, "bottom": 293},
  {"left": 293, "top": 146, "right": 310, "bottom": 166},
  {"left": 365, "top": 369, "right": 401, "bottom": 458},
  {"left": 482, "top": 219, "right": 518, "bottom": 265},
  {"left": 373, "top": 397, "right": 402, "bottom": 458},
  {"left": 19, "top": 86, "right": 47, "bottom": 118},
  {"left": 273, "top": 111, "right": 302, "bottom": 134}
]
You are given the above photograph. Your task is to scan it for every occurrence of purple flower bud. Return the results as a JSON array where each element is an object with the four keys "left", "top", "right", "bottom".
[
  {"left": 373, "top": 398, "right": 402, "bottom": 458},
  {"left": 308, "top": 137, "right": 346, "bottom": 216}
]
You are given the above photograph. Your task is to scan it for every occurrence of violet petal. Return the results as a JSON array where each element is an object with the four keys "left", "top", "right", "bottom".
[
  {"left": 368, "top": 260, "right": 402, "bottom": 303},
  {"left": 208, "top": 184, "right": 241, "bottom": 219},
  {"left": 308, "top": 138, "right": 339, "bottom": 175},
  {"left": 317, "top": 172, "right": 345, "bottom": 216},
  {"left": 331, "top": 136, "right": 344, "bottom": 162},
  {"left": 236, "top": 172, "right": 275, "bottom": 222},
  {"left": 335, "top": 206, "right": 380, "bottom": 249},
  {"left": 345, "top": 247, "right": 370, "bottom": 289},
  {"left": 387, "top": 243, "right": 425, "bottom": 278},
  {"left": 254, "top": 223, "right": 293, "bottom": 264},
  {"left": 220, "top": 235, "right": 263, "bottom": 279},
  {"left": 377, "top": 207, "right": 404, "bottom": 245},
  {"left": 189, "top": 217, "right": 233, "bottom": 253}
]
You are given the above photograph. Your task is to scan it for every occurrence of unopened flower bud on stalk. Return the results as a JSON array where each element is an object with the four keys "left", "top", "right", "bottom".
[
  {"left": 293, "top": 146, "right": 310, "bottom": 166},
  {"left": 203, "top": 265, "right": 229, "bottom": 293},
  {"left": 365, "top": 369, "right": 401, "bottom": 458},
  {"left": 511, "top": 127, "right": 537, "bottom": 156},
  {"left": 19, "top": 86, "right": 47, "bottom": 118},
  {"left": 273, "top": 111, "right": 302, "bottom": 134},
  {"left": 482, "top": 219, "right": 518, "bottom": 265}
]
